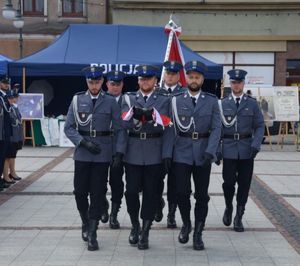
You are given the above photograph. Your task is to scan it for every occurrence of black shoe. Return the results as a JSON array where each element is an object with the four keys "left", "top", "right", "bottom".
[
  {"left": 2, "top": 182, "right": 10, "bottom": 188},
  {"left": 79, "top": 211, "right": 89, "bottom": 242},
  {"left": 222, "top": 204, "right": 233, "bottom": 226},
  {"left": 167, "top": 203, "right": 177, "bottom": 228},
  {"left": 154, "top": 197, "right": 165, "bottom": 222},
  {"left": 138, "top": 220, "right": 151, "bottom": 250},
  {"left": 100, "top": 198, "right": 109, "bottom": 223},
  {"left": 233, "top": 205, "right": 245, "bottom": 232},
  {"left": 87, "top": 219, "right": 99, "bottom": 251},
  {"left": 178, "top": 221, "right": 192, "bottom": 244},
  {"left": 4, "top": 179, "right": 15, "bottom": 184},
  {"left": 9, "top": 174, "right": 21, "bottom": 181},
  {"left": 193, "top": 221, "right": 205, "bottom": 250},
  {"left": 109, "top": 203, "right": 120, "bottom": 229}
]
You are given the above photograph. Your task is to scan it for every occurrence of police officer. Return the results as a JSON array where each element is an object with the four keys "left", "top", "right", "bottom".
[
  {"left": 0, "top": 76, "right": 12, "bottom": 191},
  {"left": 219, "top": 69, "right": 264, "bottom": 232},
  {"left": 155, "top": 60, "right": 184, "bottom": 227},
  {"left": 121, "top": 65, "right": 173, "bottom": 250},
  {"left": 3, "top": 87, "right": 23, "bottom": 184},
  {"left": 64, "top": 66, "right": 126, "bottom": 251},
  {"left": 106, "top": 70, "right": 126, "bottom": 229},
  {"left": 171, "top": 61, "right": 221, "bottom": 250}
]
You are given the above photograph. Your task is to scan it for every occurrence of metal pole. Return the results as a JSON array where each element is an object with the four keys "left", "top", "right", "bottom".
[{"left": 19, "top": 27, "right": 23, "bottom": 58}]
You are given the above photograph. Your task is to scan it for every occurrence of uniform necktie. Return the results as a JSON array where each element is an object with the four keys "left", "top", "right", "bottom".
[
  {"left": 144, "top": 95, "right": 148, "bottom": 103},
  {"left": 191, "top": 97, "right": 196, "bottom": 107},
  {"left": 92, "top": 98, "right": 97, "bottom": 106},
  {"left": 236, "top": 97, "right": 240, "bottom": 109},
  {"left": 168, "top": 88, "right": 172, "bottom": 94}
]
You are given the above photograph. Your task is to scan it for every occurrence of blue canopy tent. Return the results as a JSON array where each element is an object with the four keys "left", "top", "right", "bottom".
[
  {"left": 9, "top": 24, "right": 222, "bottom": 79},
  {"left": 0, "top": 54, "right": 12, "bottom": 76},
  {"left": 8, "top": 24, "right": 223, "bottom": 116}
]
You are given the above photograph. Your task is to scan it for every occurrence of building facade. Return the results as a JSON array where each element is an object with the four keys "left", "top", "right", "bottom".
[
  {"left": 0, "top": 0, "right": 107, "bottom": 59},
  {"left": 110, "top": 0, "right": 300, "bottom": 88}
]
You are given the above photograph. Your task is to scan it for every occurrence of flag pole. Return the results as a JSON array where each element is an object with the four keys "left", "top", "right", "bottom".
[{"left": 159, "top": 17, "right": 177, "bottom": 88}]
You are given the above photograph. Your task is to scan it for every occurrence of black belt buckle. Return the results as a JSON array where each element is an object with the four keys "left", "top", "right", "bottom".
[
  {"left": 140, "top": 132, "right": 146, "bottom": 140},
  {"left": 90, "top": 130, "right": 96, "bottom": 138},
  {"left": 192, "top": 132, "right": 199, "bottom": 140},
  {"left": 234, "top": 133, "right": 240, "bottom": 140}
]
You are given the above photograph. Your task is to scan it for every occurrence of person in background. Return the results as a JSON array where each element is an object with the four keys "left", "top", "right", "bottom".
[
  {"left": 106, "top": 70, "right": 126, "bottom": 229},
  {"left": 3, "top": 85, "right": 23, "bottom": 183},
  {"left": 0, "top": 76, "right": 12, "bottom": 191},
  {"left": 154, "top": 60, "right": 184, "bottom": 228}
]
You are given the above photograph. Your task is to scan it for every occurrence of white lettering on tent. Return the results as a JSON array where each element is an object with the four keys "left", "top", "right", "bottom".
[{"left": 89, "top": 63, "right": 138, "bottom": 75}]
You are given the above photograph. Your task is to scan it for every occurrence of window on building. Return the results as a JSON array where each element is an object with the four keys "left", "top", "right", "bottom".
[
  {"left": 287, "top": 60, "right": 300, "bottom": 87},
  {"left": 200, "top": 52, "right": 275, "bottom": 87},
  {"left": 62, "top": 0, "right": 83, "bottom": 17},
  {"left": 23, "top": 0, "right": 44, "bottom": 15}
]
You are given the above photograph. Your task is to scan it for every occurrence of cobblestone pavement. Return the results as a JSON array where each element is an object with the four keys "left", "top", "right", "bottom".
[{"left": 0, "top": 145, "right": 299, "bottom": 265}]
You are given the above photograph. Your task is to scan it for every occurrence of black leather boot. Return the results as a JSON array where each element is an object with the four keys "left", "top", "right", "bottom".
[
  {"left": 154, "top": 197, "right": 165, "bottom": 222},
  {"left": 233, "top": 205, "right": 245, "bottom": 232},
  {"left": 79, "top": 210, "right": 89, "bottom": 242},
  {"left": 138, "top": 220, "right": 152, "bottom": 250},
  {"left": 87, "top": 219, "right": 99, "bottom": 251},
  {"left": 167, "top": 203, "right": 177, "bottom": 228},
  {"left": 178, "top": 220, "right": 192, "bottom": 244},
  {"left": 100, "top": 197, "right": 109, "bottom": 223},
  {"left": 193, "top": 221, "right": 205, "bottom": 250},
  {"left": 222, "top": 203, "right": 233, "bottom": 226},
  {"left": 109, "top": 203, "right": 120, "bottom": 229},
  {"left": 129, "top": 215, "right": 140, "bottom": 245}
]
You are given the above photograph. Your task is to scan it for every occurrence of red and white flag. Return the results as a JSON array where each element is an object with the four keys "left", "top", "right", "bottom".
[
  {"left": 153, "top": 108, "right": 172, "bottom": 127},
  {"left": 161, "top": 20, "right": 187, "bottom": 87},
  {"left": 121, "top": 107, "right": 133, "bottom": 121}
]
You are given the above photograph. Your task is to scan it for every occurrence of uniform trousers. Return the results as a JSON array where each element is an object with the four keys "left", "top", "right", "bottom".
[
  {"left": 173, "top": 162, "right": 211, "bottom": 223},
  {"left": 157, "top": 168, "right": 177, "bottom": 205},
  {"left": 222, "top": 158, "right": 254, "bottom": 206},
  {"left": 74, "top": 161, "right": 109, "bottom": 220},
  {"left": 108, "top": 163, "right": 124, "bottom": 205},
  {"left": 125, "top": 163, "right": 162, "bottom": 221}
]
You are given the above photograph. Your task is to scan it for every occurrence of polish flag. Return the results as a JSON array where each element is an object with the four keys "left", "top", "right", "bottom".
[
  {"left": 153, "top": 108, "right": 172, "bottom": 127},
  {"left": 161, "top": 19, "right": 187, "bottom": 87},
  {"left": 121, "top": 107, "right": 133, "bottom": 121}
]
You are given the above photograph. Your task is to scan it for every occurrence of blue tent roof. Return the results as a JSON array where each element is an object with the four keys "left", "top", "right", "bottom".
[
  {"left": 9, "top": 24, "right": 223, "bottom": 79},
  {"left": 0, "top": 54, "right": 12, "bottom": 76}
]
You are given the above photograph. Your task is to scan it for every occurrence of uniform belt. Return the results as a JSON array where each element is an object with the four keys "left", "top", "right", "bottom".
[
  {"left": 178, "top": 132, "right": 210, "bottom": 139},
  {"left": 223, "top": 133, "right": 252, "bottom": 140},
  {"left": 128, "top": 132, "right": 163, "bottom": 139},
  {"left": 78, "top": 130, "right": 113, "bottom": 137}
]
